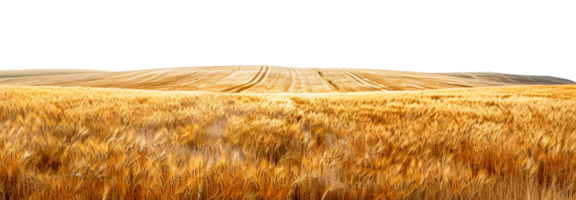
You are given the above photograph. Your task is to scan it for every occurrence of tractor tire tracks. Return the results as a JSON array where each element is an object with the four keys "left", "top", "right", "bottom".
[
  {"left": 284, "top": 68, "right": 298, "bottom": 92},
  {"left": 223, "top": 65, "right": 270, "bottom": 93},
  {"left": 317, "top": 70, "right": 340, "bottom": 92},
  {"left": 340, "top": 69, "right": 387, "bottom": 91},
  {"left": 236, "top": 65, "right": 270, "bottom": 92}
]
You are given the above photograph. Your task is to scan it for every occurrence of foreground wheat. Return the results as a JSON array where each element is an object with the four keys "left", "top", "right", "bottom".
[{"left": 0, "top": 85, "right": 575, "bottom": 199}]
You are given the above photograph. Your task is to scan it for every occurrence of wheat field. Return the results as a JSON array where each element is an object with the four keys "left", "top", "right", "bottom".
[
  {"left": 0, "top": 84, "right": 575, "bottom": 199},
  {"left": 0, "top": 66, "right": 572, "bottom": 93}
]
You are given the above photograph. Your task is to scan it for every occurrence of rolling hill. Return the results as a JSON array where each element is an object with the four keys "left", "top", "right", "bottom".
[{"left": 0, "top": 64, "right": 576, "bottom": 93}]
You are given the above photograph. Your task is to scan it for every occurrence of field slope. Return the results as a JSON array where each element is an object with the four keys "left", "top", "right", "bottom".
[{"left": 0, "top": 66, "right": 572, "bottom": 92}]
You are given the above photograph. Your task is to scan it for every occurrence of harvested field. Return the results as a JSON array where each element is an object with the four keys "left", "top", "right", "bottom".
[{"left": 0, "top": 66, "right": 572, "bottom": 92}]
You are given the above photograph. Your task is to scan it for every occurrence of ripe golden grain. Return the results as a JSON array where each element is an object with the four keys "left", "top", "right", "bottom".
[{"left": 0, "top": 85, "right": 575, "bottom": 199}]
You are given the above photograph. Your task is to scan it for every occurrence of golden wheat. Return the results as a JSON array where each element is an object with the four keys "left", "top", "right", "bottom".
[{"left": 0, "top": 85, "right": 575, "bottom": 199}]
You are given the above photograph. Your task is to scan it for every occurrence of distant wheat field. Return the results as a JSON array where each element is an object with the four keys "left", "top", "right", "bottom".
[
  {"left": 0, "top": 66, "right": 572, "bottom": 92},
  {"left": 0, "top": 84, "right": 576, "bottom": 199}
]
